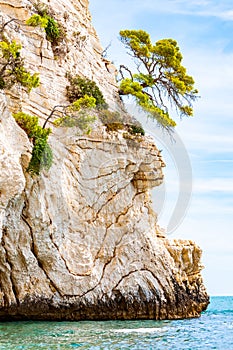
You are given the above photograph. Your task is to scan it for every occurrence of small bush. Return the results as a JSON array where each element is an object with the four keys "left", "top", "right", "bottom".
[
  {"left": 66, "top": 74, "right": 107, "bottom": 108},
  {"left": 13, "top": 112, "right": 50, "bottom": 139},
  {"left": 98, "top": 109, "right": 145, "bottom": 135},
  {"left": 54, "top": 111, "right": 96, "bottom": 134},
  {"left": 128, "top": 124, "right": 145, "bottom": 136},
  {"left": 53, "top": 95, "right": 97, "bottom": 134},
  {"left": 26, "top": 14, "right": 48, "bottom": 28},
  {"left": 0, "top": 39, "right": 40, "bottom": 92},
  {"left": 0, "top": 76, "right": 5, "bottom": 89},
  {"left": 44, "top": 16, "right": 61, "bottom": 43},
  {"left": 69, "top": 95, "right": 96, "bottom": 111},
  {"left": 105, "top": 122, "right": 125, "bottom": 132},
  {"left": 14, "top": 66, "right": 40, "bottom": 92},
  {"left": 13, "top": 112, "right": 52, "bottom": 175},
  {"left": 26, "top": 7, "right": 65, "bottom": 45},
  {"left": 27, "top": 137, "right": 53, "bottom": 175}
]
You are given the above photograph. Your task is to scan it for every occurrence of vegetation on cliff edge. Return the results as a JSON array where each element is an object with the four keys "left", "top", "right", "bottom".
[
  {"left": 26, "top": 1, "right": 66, "bottom": 45},
  {"left": 0, "top": 38, "right": 40, "bottom": 92},
  {"left": 13, "top": 112, "right": 52, "bottom": 176},
  {"left": 119, "top": 29, "right": 198, "bottom": 131}
]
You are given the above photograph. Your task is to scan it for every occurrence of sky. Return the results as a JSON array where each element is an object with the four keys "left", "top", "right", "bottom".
[{"left": 89, "top": 0, "right": 233, "bottom": 296}]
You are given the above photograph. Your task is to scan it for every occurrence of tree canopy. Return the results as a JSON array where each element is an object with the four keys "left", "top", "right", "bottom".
[{"left": 119, "top": 29, "right": 198, "bottom": 130}]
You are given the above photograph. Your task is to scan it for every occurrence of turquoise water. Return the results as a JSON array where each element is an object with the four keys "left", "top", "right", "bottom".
[{"left": 0, "top": 297, "right": 232, "bottom": 349}]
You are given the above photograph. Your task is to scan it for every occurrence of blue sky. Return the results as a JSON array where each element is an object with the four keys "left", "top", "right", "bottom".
[{"left": 89, "top": 0, "right": 233, "bottom": 296}]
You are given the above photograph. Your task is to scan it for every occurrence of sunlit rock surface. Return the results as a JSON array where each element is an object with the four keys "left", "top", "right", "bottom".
[{"left": 0, "top": 0, "right": 209, "bottom": 320}]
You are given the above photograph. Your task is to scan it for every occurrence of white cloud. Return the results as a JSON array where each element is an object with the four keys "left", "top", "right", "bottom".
[
  {"left": 216, "top": 10, "right": 233, "bottom": 21},
  {"left": 156, "top": 174, "right": 233, "bottom": 197},
  {"left": 193, "top": 178, "right": 233, "bottom": 193},
  {"left": 158, "top": 1, "right": 233, "bottom": 21},
  {"left": 205, "top": 159, "right": 233, "bottom": 163},
  {"left": 177, "top": 127, "right": 233, "bottom": 154}
]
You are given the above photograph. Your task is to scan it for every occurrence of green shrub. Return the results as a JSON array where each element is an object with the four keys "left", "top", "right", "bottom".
[
  {"left": 105, "top": 122, "right": 124, "bottom": 132},
  {"left": 13, "top": 112, "right": 50, "bottom": 139},
  {"left": 13, "top": 112, "right": 52, "bottom": 175},
  {"left": 69, "top": 95, "right": 96, "bottom": 111},
  {"left": 0, "top": 39, "right": 21, "bottom": 59},
  {"left": 26, "top": 14, "right": 48, "bottom": 28},
  {"left": 0, "top": 76, "right": 5, "bottom": 89},
  {"left": 123, "top": 132, "right": 143, "bottom": 145},
  {"left": 13, "top": 66, "right": 40, "bottom": 92},
  {"left": 66, "top": 74, "right": 107, "bottom": 108},
  {"left": 0, "top": 39, "right": 40, "bottom": 92},
  {"left": 27, "top": 137, "right": 53, "bottom": 175},
  {"left": 44, "top": 16, "right": 61, "bottom": 43},
  {"left": 128, "top": 124, "right": 145, "bottom": 136},
  {"left": 98, "top": 109, "right": 145, "bottom": 135},
  {"left": 26, "top": 9, "right": 65, "bottom": 44},
  {"left": 54, "top": 111, "right": 96, "bottom": 134},
  {"left": 52, "top": 95, "right": 97, "bottom": 133}
]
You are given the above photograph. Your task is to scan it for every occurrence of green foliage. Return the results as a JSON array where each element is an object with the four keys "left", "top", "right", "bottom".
[
  {"left": 13, "top": 112, "right": 40, "bottom": 138},
  {"left": 26, "top": 14, "right": 48, "bottom": 28},
  {"left": 28, "top": 138, "right": 53, "bottom": 175},
  {"left": 13, "top": 112, "right": 51, "bottom": 139},
  {"left": 105, "top": 121, "right": 124, "bottom": 132},
  {"left": 13, "top": 66, "right": 40, "bottom": 92},
  {"left": 69, "top": 95, "right": 96, "bottom": 111},
  {"left": 0, "top": 39, "right": 40, "bottom": 92},
  {"left": 0, "top": 40, "right": 21, "bottom": 59},
  {"left": 53, "top": 96, "right": 97, "bottom": 134},
  {"left": 119, "top": 29, "right": 198, "bottom": 130},
  {"left": 54, "top": 111, "right": 96, "bottom": 134},
  {"left": 13, "top": 112, "right": 52, "bottom": 175},
  {"left": 44, "top": 16, "right": 61, "bottom": 43},
  {"left": 66, "top": 74, "right": 107, "bottom": 108},
  {"left": 98, "top": 109, "right": 123, "bottom": 124},
  {"left": 98, "top": 109, "right": 145, "bottom": 135},
  {"left": 0, "top": 76, "right": 5, "bottom": 89},
  {"left": 26, "top": 7, "right": 65, "bottom": 44},
  {"left": 128, "top": 124, "right": 145, "bottom": 136}
]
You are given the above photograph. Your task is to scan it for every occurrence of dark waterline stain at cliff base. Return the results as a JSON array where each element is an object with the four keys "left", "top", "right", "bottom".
[{"left": 0, "top": 289, "right": 209, "bottom": 321}]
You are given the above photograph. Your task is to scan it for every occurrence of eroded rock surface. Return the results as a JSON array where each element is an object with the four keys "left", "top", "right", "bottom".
[{"left": 0, "top": 0, "right": 209, "bottom": 320}]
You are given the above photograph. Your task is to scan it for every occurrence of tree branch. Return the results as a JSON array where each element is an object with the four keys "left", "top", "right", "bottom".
[
  {"left": 42, "top": 105, "right": 69, "bottom": 128},
  {"left": 119, "top": 64, "right": 133, "bottom": 80},
  {"left": 0, "top": 17, "right": 22, "bottom": 33},
  {"left": 101, "top": 41, "right": 112, "bottom": 58}
]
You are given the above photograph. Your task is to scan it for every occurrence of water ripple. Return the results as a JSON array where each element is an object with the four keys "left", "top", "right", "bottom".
[{"left": 0, "top": 297, "right": 232, "bottom": 350}]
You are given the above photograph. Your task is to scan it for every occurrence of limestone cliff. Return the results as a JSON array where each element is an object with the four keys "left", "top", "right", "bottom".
[{"left": 0, "top": 0, "right": 209, "bottom": 320}]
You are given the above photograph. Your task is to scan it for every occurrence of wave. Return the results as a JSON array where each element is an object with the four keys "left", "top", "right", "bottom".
[{"left": 112, "top": 327, "right": 167, "bottom": 334}]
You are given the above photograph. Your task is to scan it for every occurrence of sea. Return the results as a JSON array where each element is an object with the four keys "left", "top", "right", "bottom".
[{"left": 0, "top": 296, "right": 232, "bottom": 349}]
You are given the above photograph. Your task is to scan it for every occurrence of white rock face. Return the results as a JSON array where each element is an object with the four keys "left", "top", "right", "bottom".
[
  {"left": 0, "top": 0, "right": 209, "bottom": 320},
  {"left": 0, "top": 93, "right": 27, "bottom": 234}
]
